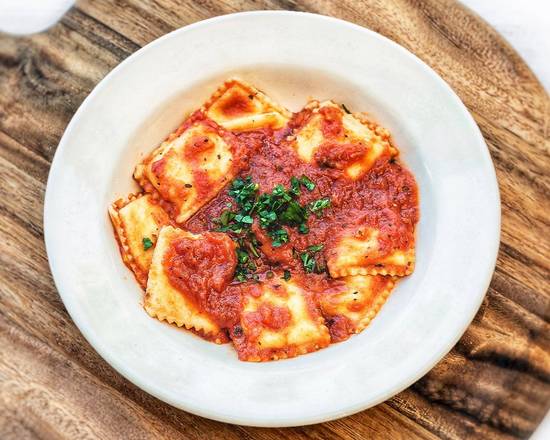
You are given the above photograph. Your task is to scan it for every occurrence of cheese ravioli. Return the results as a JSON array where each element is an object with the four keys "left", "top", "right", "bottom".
[
  {"left": 202, "top": 79, "right": 291, "bottom": 131},
  {"left": 326, "top": 225, "right": 415, "bottom": 278},
  {"left": 292, "top": 100, "right": 396, "bottom": 179},
  {"left": 134, "top": 117, "right": 245, "bottom": 224},
  {"left": 109, "top": 79, "right": 419, "bottom": 362},
  {"left": 230, "top": 278, "right": 330, "bottom": 361},
  {"left": 144, "top": 226, "right": 229, "bottom": 343},
  {"left": 109, "top": 193, "right": 171, "bottom": 288},
  {"left": 319, "top": 275, "right": 395, "bottom": 340}
]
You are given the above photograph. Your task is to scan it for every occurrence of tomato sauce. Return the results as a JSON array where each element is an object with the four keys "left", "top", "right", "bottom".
[
  {"left": 320, "top": 106, "right": 345, "bottom": 136},
  {"left": 163, "top": 232, "right": 238, "bottom": 328},
  {"left": 219, "top": 92, "right": 257, "bottom": 117},
  {"left": 168, "top": 109, "right": 418, "bottom": 342},
  {"left": 326, "top": 315, "right": 353, "bottom": 343},
  {"left": 314, "top": 141, "right": 366, "bottom": 169}
]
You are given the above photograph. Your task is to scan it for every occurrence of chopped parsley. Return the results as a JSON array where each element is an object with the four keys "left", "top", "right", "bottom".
[
  {"left": 235, "top": 246, "right": 257, "bottom": 282},
  {"left": 234, "top": 213, "right": 253, "bottom": 225},
  {"left": 211, "top": 176, "right": 331, "bottom": 282},
  {"left": 300, "top": 175, "right": 316, "bottom": 191},
  {"left": 213, "top": 178, "right": 259, "bottom": 234},
  {"left": 258, "top": 210, "right": 277, "bottom": 228},
  {"left": 307, "top": 244, "right": 324, "bottom": 252},
  {"left": 300, "top": 252, "right": 315, "bottom": 273},
  {"left": 268, "top": 228, "right": 289, "bottom": 247},
  {"left": 300, "top": 244, "right": 325, "bottom": 273},
  {"left": 290, "top": 175, "right": 316, "bottom": 194},
  {"left": 218, "top": 209, "right": 235, "bottom": 226},
  {"left": 142, "top": 237, "right": 153, "bottom": 250},
  {"left": 236, "top": 247, "right": 249, "bottom": 264},
  {"left": 290, "top": 176, "right": 301, "bottom": 196},
  {"left": 282, "top": 270, "right": 291, "bottom": 281},
  {"left": 228, "top": 176, "right": 259, "bottom": 206},
  {"left": 308, "top": 197, "right": 331, "bottom": 217},
  {"left": 298, "top": 223, "right": 309, "bottom": 234},
  {"left": 246, "top": 237, "right": 260, "bottom": 258},
  {"left": 279, "top": 199, "right": 308, "bottom": 225}
]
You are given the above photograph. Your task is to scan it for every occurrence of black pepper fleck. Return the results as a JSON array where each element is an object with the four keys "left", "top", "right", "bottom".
[{"left": 233, "top": 325, "right": 243, "bottom": 337}]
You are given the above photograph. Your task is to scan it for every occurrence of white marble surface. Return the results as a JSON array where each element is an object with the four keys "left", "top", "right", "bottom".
[
  {"left": 0, "top": 0, "right": 75, "bottom": 35},
  {"left": 461, "top": 0, "right": 549, "bottom": 90}
]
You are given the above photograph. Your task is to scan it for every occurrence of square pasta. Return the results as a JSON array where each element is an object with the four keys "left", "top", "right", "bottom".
[
  {"left": 109, "top": 193, "right": 172, "bottom": 288},
  {"left": 318, "top": 275, "right": 395, "bottom": 341},
  {"left": 134, "top": 114, "right": 247, "bottom": 224},
  {"left": 230, "top": 278, "right": 330, "bottom": 361},
  {"left": 326, "top": 224, "right": 415, "bottom": 277},
  {"left": 145, "top": 225, "right": 236, "bottom": 343},
  {"left": 202, "top": 78, "right": 291, "bottom": 131},
  {"left": 290, "top": 100, "right": 397, "bottom": 180}
]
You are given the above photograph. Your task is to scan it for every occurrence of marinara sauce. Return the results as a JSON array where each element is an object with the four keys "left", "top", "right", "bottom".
[{"left": 165, "top": 108, "right": 418, "bottom": 342}]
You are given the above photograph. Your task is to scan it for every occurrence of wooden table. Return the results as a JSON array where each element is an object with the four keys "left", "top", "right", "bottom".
[{"left": 1, "top": 1, "right": 548, "bottom": 438}]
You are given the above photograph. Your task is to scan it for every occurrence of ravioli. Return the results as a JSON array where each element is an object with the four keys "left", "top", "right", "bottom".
[
  {"left": 144, "top": 226, "right": 233, "bottom": 343},
  {"left": 319, "top": 275, "right": 395, "bottom": 341},
  {"left": 110, "top": 79, "right": 419, "bottom": 362},
  {"left": 202, "top": 79, "right": 291, "bottom": 131},
  {"left": 292, "top": 100, "right": 396, "bottom": 179},
  {"left": 109, "top": 193, "right": 171, "bottom": 288},
  {"left": 326, "top": 225, "right": 415, "bottom": 277},
  {"left": 230, "top": 278, "right": 330, "bottom": 361},
  {"left": 134, "top": 117, "right": 245, "bottom": 224}
]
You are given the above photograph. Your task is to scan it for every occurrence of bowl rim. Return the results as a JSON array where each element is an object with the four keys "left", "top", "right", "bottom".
[{"left": 44, "top": 10, "right": 501, "bottom": 427}]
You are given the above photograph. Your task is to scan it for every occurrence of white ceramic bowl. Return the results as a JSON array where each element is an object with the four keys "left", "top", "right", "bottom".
[{"left": 44, "top": 11, "right": 500, "bottom": 427}]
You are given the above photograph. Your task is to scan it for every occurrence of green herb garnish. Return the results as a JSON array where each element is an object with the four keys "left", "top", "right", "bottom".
[
  {"left": 290, "top": 176, "right": 301, "bottom": 196},
  {"left": 300, "top": 175, "right": 316, "bottom": 191},
  {"left": 250, "top": 180, "right": 308, "bottom": 241},
  {"left": 279, "top": 199, "right": 308, "bottom": 225},
  {"left": 298, "top": 223, "right": 309, "bottom": 234},
  {"left": 268, "top": 228, "right": 289, "bottom": 247},
  {"left": 213, "top": 178, "right": 260, "bottom": 233},
  {"left": 300, "top": 252, "right": 316, "bottom": 273},
  {"left": 307, "top": 244, "right": 324, "bottom": 252},
  {"left": 258, "top": 209, "right": 277, "bottom": 228},
  {"left": 247, "top": 238, "right": 260, "bottom": 258},
  {"left": 236, "top": 248, "right": 249, "bottom": 264},
  {"left": 300, "top": 243, "right": 325, "bottom": 273},
  {"left": 235, "top": 213, "right": 253, "bottom": 225},
  {"left": 211, "top": 175, "right": 326, "bottom": 281},
  {"left": 218, "top": 209, "right": 235, "bottom": 226},
  {"left": 142, "top": 237, "right": 153, "bottom": 250},
  {"left": 235, "top": 245, "right": 257, "bottom": 282},
  {"left": 308, "top": 197, "right": 331, "bottom": 217},
  {"left": 282, "top": 270, "right": 291, "bottom": 281},
  {"left": 228, "top": 176, "right": 259, "bottom": 213}
]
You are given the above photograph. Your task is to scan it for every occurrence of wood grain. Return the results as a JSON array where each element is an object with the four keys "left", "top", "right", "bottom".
[{"left": 0, "top": 0, "right": 548, "bottom": 438}]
